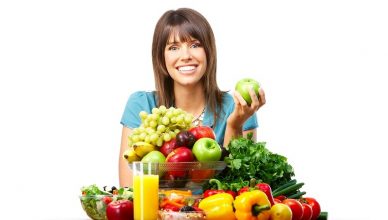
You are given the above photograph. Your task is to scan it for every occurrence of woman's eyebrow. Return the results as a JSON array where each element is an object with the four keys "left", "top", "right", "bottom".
[{"left": 166, "top": 41, "right": 180, "bottom": 45}]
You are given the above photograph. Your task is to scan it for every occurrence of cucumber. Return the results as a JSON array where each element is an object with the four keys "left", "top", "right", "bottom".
[
  {"left": 272, "top": 179, "right": 297, "bottom": 193},
  {"left": 287, "top": 191, "right": 306, "bottom": 199},
  {"left": 272, "top": 182, "right": 304, "bottom": 197},
  {"left": 317, "top": 211, "right": 328, "bottom": 220}
]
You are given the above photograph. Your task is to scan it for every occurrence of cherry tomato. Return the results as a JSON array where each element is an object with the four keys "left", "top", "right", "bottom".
[
  {"left": 300, "top": 203, "right": 312, "bottom": 220},
  {"left": 102, "top": 196, "right": 113, "bottom": 205},
  {"left": 302, "top": 197, "right": 321, "bottom": 220},
  {"left": 282, "top": 199, "right": 304, "bottom": 220},
  {"left": 270, "top": 203, "right": 293, "bottom": 220}
]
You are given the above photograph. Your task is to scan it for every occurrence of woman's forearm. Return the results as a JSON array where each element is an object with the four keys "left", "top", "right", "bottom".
[
  {"left": 119, "top": 126, "right": 133, "bottom": 187},
  {"left": 223, "top": 120, "right": 243, "bottom": 148}
]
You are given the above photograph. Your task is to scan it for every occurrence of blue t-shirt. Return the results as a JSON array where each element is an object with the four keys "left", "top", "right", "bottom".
[{"left": 120, "top": 91, "right": 258, "bottom": 146}]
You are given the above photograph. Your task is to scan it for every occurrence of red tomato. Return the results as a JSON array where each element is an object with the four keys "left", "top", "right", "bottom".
[
  {"left": 300, "top": 203, "right": 313, "bottom": 220},
  {"left": 102, "top": 196, "right": 113, "bottom": 205},
  {"left": 303, "top": 197, "right": 321, "bottom": 220},
  {"left": 188, "top": 169, "right": 215, "bottom": 183},
  {"left": 274, "top": 198, "right": 283, "bottom": 204},
  {"left": 106, "top": 200, "right": 134, "bottom": 220},
  {"left": 282, "top": 199, "right": 304, "bottom": 220}
]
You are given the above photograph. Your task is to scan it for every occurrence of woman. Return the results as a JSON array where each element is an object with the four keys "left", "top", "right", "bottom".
[{"left": 119, "top": 8, "right": 265, "bottom": 187}]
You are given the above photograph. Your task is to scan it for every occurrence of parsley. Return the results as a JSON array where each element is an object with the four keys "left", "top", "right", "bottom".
[{"left": 216, "top": 135, "right": 295, "bottom": 190}]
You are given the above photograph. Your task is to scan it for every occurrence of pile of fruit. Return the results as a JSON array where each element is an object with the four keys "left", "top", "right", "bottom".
[{"left": 123, "top": 106, "right": 223, "bottom": 183}]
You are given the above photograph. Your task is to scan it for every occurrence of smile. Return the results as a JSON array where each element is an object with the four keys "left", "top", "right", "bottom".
[{"left": 177, "top": 65, "right": 197, "bottom": 74}]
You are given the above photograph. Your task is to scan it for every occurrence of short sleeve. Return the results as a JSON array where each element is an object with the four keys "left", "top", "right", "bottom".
[
  {"left": 120, "top": 91, "right": 157, "bottom": 128},
  {"left": 243, "top": 113, "right": 258, "bottom": 131}
]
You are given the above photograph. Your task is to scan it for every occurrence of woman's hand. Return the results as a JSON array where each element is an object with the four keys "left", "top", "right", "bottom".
[{"left": 228, "top": 87, "right": 266, "bottom": 129}]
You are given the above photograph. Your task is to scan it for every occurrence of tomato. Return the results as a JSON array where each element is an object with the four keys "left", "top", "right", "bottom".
[
  {"left": 270, "top": 203, "right": 293, "bottom": 220},
  {"left": 106, "top": 200, "right": 134, "bottom": 220},
  {"left": 188, "top": 169, "right": 215, "bottom": 183},
  {"left": 274, "top": 198, "right": 283, "bottom": 204},
  {"left": 302, "top": 197, "right": 321, "bottom": 220},
  {"left": 300, "top": 203, "right": 312, "bottom": 220},
  {"left": 282, "top": 199, "right": 304, "bottom": 220},
  {"left": 102, "top": 196, "right": 113, "bottom": 205}
]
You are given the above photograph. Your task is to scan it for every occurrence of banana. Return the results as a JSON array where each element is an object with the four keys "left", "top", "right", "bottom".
[
  {"left": 123, "top": 148, "right": 140, "bottom": 163},
  {"left": 133, "top": 141, "right": 156, "bottom": 158}
]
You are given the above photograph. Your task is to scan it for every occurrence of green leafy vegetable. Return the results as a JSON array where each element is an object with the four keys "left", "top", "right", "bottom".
[{"left": 212, "top": 135, "right": 295, "bottom": 190}]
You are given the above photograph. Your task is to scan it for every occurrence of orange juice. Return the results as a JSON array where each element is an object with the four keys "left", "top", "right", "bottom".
[{"left": 133, "top": 174, "right": 159, "bottom": 220}]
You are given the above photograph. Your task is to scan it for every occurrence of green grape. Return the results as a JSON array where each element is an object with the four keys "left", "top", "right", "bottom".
[
  {"left": 139, "top": 111, "right": 148, "bottom": 120},
  {"left": 139, "top": 132, "right": 147, "bottom": 141},
  {"left": 173, "top": 108, "right": 181, "bottom": 116},
  {"left": 144, "top": 135, "right": 151, "bottom": 143},
  {"left": 150, "top": 113, "right": 159, "bottom": 121},
  {"left": 184, "top": 114, "right": 193, "bottom": 124},
  {"left": 132, "top": 128, "right": 140, "bottom": 135},
  {"left": 157, "top": 124, "right": 166, "bottom": 133},
  {"left": 165, "top": 110, "right": 173, "bottom": 118},
  {"left": 146, "top": 127, "right": 155, "bottom": 135},
  {"left": 152, "top": 107, "right": 160, "bottom": 115},
  {"left": 150, "top": 133, "right": 158, "bottom": 142},
  {"left": 169, "top": 131, "right": 176, "bottom": 139},
  {"left": 149, "top": 120, "right": 157, "bottom": 128},
  {"left": 129, "top": 105, "right": 195, "bottom": 148},
  {"left": 156, "top": 137, "right": 164, "bottom": 147},
  {"left": 127, "top": 139, "right": 133, "bottom": 148},
  {"left": 131, "top": 135, "right": 140, "bottom": 143},
  {"left": 143, "top": 119, "right": 149, "bottom": 127},
  {"left": 159, "top": 105, "right": 167, "bottom": 114},
  {"left": 163, "top": 133, "right": 171, "bottom": 142},
  {"left": 161, "top": 116, "right": 170, "bottom": 125},
  {"left": 176, "top": 114, "right": 184, "bottom": 123}
]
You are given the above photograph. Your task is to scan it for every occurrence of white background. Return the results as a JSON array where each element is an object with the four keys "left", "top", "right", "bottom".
[{"left": 1, "top": 0, "right": 387, "bottom": 219}]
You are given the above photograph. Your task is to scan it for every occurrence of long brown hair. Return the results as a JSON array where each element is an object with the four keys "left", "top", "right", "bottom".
[{"left": 152, "top": 8, "right": 224, "bottom": 125}]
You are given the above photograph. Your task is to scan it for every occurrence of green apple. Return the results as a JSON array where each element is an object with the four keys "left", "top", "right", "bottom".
[
  {"left": 141, "top": 150, "right": 166, "bottom": 163},
  {"left": 235, "top": 78, "right": 260, "bottom": 105},
  {"left": 192, "top": 138, "right": 222, "bottom": 162}
]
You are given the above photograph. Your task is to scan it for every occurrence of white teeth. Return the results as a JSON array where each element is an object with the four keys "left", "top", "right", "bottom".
[{"left": 178, "top": 66, "right": 195, "bottom": 71}]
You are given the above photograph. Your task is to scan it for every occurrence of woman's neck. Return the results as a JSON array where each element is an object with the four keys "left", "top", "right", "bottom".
[{"left": 173, "top": 83, "right": 206, "bottom": 116}]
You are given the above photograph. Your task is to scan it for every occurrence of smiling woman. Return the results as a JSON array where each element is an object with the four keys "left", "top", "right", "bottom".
[{"left": 119, "top": 8, "right": 266, "bottom": 187}]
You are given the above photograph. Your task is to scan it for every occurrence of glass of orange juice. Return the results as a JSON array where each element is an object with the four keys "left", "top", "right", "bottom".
[{"left": 132, "top": 162, "right": 159, "bottom": 220}]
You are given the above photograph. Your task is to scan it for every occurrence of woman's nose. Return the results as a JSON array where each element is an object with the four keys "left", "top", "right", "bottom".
[{"left": 180, "top": 46, "right": 192, "bottom": 60}]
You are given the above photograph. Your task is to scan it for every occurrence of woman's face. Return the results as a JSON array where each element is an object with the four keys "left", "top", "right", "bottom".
[{"left": 164, "top": 33, "right": 207, "bottom": 87}]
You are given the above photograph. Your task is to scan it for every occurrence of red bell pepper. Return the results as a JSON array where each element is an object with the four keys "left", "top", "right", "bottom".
[
  {"left": 255, "top": 183, "right": 275, "bottom": 206},
  {"left": 203, "top": 179, "right": 225, "bottom": 198},
  {"left": 237, "top": 186, "right": 250, "bottom": 195},
  {"left": 237, "top": 178, "right": 257, "bottom": 195}
]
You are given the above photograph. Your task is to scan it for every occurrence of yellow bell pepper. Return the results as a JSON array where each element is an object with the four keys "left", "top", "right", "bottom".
[
  {"left": 234, "top": 190, "right": 271, "bottom": 220},
  {"left": 198, "top": 193, "right": 236, "bottom": 220}
]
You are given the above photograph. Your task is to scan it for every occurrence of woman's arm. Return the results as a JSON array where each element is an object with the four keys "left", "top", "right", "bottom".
[
  {"left": 119, "top": 126, "right": 133, "bottom": 187},
  {"left": 223, "top": 88, "right": 265, "bottom": 147}
]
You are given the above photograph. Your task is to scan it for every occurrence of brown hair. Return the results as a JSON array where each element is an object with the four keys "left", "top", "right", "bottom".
[{"left": 152, "top": 8, "right": 224, "bottom": 125}]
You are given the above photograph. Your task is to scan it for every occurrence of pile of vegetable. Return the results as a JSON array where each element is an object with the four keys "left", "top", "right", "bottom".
[
  {"left": 205, "top": 134, "right": 294, "bottom": 192},
  {"left": 198, "top": 134, "right": 328, "bottom": 220},
  {"left": 80, "top": 185, "right": 133, "bottom": 220}
]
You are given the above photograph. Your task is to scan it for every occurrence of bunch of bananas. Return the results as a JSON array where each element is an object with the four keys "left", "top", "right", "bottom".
[
  {"left": 123, "top": 141, "right": 156, "bottom": 162},
  {"left": 123, "top": 105, "right": 193, "bottom": 163}
]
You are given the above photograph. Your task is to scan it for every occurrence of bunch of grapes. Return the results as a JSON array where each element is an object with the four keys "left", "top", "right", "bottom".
[{"left": 128, "top": 105, "right": 194, "bottom": 147}]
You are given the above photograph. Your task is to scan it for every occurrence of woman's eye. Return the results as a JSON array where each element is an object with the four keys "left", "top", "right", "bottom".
[
  {"left": 168, "top": 45, "right": 179, "bottom": 51},
  {"left": 191, "top": 42, "right": 201, "bottom": 48}
]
